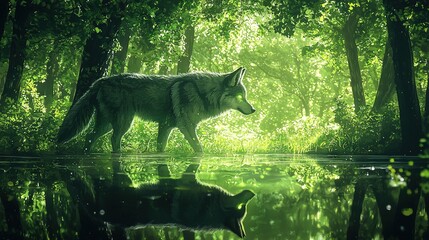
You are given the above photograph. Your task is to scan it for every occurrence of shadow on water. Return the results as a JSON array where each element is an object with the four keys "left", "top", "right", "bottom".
[{"left": 0, "top": 154, "right": 428, "bottom": 239}]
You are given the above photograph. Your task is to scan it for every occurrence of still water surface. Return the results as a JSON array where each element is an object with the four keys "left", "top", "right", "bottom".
[{"left": 0, "top": 154, "right": 427, "bottom": 239}]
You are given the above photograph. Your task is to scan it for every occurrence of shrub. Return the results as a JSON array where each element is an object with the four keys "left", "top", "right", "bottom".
[{"left": 317, "top": 100, "right": 401, "bottom": 154}]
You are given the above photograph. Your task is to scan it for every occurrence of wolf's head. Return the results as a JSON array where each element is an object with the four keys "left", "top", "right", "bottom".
[
  {"left": 220, "top": 189, "right": 255, "bottom": 238},
  {"left": 222, "top": 67, "right": 256, "bottom": 115}
]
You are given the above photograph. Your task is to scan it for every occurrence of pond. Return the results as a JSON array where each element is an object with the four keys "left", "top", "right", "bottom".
[{"left": 0, "top": 154, "right": 428, "bottom": 239}]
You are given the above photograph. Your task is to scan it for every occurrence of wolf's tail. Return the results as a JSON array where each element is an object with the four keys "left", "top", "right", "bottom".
[{"left": 57, "top": 83, "right": 100, "bottom": 143}]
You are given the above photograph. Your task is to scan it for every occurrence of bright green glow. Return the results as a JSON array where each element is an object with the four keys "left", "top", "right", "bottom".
[
  {"left": 237, "top": 203, "right": 244, "bottom": 210},
  {"left": 401, "top": 208, "right": 413, "bottom": 216},
  {"left": 421, "top": 169, "right": 429, "bottom": 178},
  {"left": 236, "top": 94, "right": 243, "bottom": 101}
]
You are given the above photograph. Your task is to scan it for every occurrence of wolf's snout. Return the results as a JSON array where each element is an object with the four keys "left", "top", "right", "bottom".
[
  {"left": 239, "top": 105, "right": 256, "bottom": 115},
  {"left": 245, "top": 107, "right": 256, "bottom": 115}
]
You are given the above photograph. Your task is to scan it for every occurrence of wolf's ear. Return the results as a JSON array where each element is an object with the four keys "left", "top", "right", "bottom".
[{"left": 224, "top": 67, "right": 246, "bottom": 87}]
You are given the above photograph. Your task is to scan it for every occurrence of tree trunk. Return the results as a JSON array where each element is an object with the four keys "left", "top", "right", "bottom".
[
  {"left": 45, "top": 184, "right": 60, "bottom": 240},
  {"left": 177, "top": 25, "right": 195, "bottom": 74},
  {"left": 72, "top": 1, "right": 127, "bottom": 104},
  {"left": 424, "top": 60, "right": 429, "bottom": 134},
  {"left": 0, "top": 0, "right": 33, "bottom": 109},
  {"left": 0, "top": 0, "right": 10, "bottom": 43},
  {"left": 111, "top": 27, "right": 131, "bottom": 75},
  {"left": 158, "top": 64, "right": 169, "bottom": 75},
  {"left": 392, "top": 168, "right": 421, "bottom": 239},
  {"left": 342, "top": 10, "right": 366, "bottom": 113},
  {"left": 44, "top": 39, "right": 60, "bottom": 111},
  {"left": 424, "top": 191, "right": 429, "bottom": 238},
  {"left": 372, "top": 179, "right": 398, "bottom": 239},
  {"left": 127, "top": 53, "right": 142, "bottom": 73},
  {"left": 133, "top": 34, "right": 156, "bottom": 74},
  {"left": 384, "top": 0, "right": 422, "bottom": 155},
  {"left": 299, "top": 96, "right": 310, "bottom": 116},
  {"left": 0, "top": 0, "right": 9, "bottom": 93},
  {"left": 303, "top": 101, "right": 310, "bottom": 116},
  {"left": 318, "top": 101, "right": 327, "bottom": 118},
  {"left": 0, "top": 188, "right": 22, "bottom": 239},
  {"left": 347, "top": 179, "right": 368, "bottom": 240},
  {"left": 372, "top": 41, "right": 395, "bottom": 112}
]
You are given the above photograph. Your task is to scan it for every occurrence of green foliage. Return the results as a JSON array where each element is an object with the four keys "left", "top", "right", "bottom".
[
  {"left": 318, "top": 99, "right": 401, "bottom": 154},
  {"left": 270, "top": 115, "right": 327, "bottom": 153},
  {"left": 0, "top": 0, "right": 426, "bottom": 154},
  {"left": 0, "top": 97, "right": 63, "bottom": 154}
]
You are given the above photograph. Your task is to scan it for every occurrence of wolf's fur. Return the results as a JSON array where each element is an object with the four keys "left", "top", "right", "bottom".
[{"left": 57, "top": 67, "right": 255, "bottom": 152}]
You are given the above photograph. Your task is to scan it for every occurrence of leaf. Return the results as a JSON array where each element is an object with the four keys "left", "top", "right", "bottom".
[{"left": 420, "top": 169, "right": 429, "bottom": 178}]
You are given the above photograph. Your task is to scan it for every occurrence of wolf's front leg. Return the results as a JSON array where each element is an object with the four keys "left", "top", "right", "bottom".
[{"left": 178, "top": 124, "right": 203, "bottom": 153}]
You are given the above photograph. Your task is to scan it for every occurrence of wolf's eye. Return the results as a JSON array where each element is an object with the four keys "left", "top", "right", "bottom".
[
  {"left": 236, "top": 203, "right": 244, "bottom": 210},
  {"left": 236, "top": 94, "right": 243, "bottom": 101}
]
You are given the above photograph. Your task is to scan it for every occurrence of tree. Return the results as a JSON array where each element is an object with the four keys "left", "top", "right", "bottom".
[
  {"left": 111, "top": 27, "right": 132, "bottom": 75},
  {"left": 264, "top": 0, "right": 387, "bottom": 113},
  {"left": 238, "top": 30, "right": 326, "bottom": 122},
  {"left": 0, "top": 0, "right": 34, "bottom": 109},
  {"left": 0, "top": 187, "right": 22, "bottom": 239},
  {"left": 372, "top": 41, "right": 395, "bottom": 112},
  {"left": 342, "top": 7, "right": 365, "bottom": 112},
  {"left": 110, "top": 0, "right": 197, "bottom": 76},
  {"left": 0, "top": 0, "right": 10, "bottom": 43},
  {"left": 71, "top": 0, "right": 128, "bottom": 104},
  {"left": 177, "top": 25, "right": 195, "bottom": 74},
  {"left": 425, "top": 60, "right": 429, "bottom": 132},
  {"left": 43, "top": 39, "right": 60, "bottom": 111},
  {"left": 383, "top": 0, "right": 423, "bottom": 155}
]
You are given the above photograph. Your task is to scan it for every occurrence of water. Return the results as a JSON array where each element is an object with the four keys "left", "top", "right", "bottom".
[{"left": 0, "top": 154, "right": 427, "bottom": 239}]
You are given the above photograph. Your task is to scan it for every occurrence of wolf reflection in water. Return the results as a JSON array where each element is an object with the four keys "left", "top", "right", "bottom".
[
  {"left": 67, "top": 163, "right": 255, "bottom": 239},
  {"left": 58, "top": 67, "right": 255, "bottom": 153}
]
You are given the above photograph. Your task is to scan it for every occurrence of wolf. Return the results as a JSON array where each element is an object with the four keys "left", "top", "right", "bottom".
[
  {"left": 57, "top": 67, "right": 255, "bottom": 153},
  {"left": 66, "top": 163, "right": 255, "bottom": 239}
]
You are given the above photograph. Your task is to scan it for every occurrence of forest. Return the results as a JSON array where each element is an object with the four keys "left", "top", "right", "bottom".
[
  {"left": 0, "top": 0, "right": 428, "bottom": 155},
  {"left": 2, "top": 1, "right": 429, "bottom": 239}
]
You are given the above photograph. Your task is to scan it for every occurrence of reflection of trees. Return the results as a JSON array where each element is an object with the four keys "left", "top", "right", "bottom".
[
  {"left": 0, "top": 161, "right": 79, "bottom": 239},
  {"left": 347, "top": 176, "right": 398, "bottom": 239},
  {"left": 1, "top": 156, "right": 428, "bottom": 239},
  {"left": 0, "top": 186, "right": 22, "bottom": 239},
  {"left": 346, "top": 160, "right": 429, "bottom": 240},
  {"left": 229, "top": 157, "right": 428, "bottom": 239},
  {"left": 238, "top": 160, "right": 352, "bottom": 239}
]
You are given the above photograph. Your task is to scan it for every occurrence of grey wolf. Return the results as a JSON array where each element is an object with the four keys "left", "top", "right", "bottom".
[
  {"left": 67, "top": 163, "right": 255, "bottom": 238},
  {"left": 57, "top": 67, "right": 255, "bottom": 152}
]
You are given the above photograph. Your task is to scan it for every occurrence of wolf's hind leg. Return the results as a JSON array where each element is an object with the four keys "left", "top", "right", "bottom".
[
  {"left": 157, "top": 122, "right": 174, "bottom": 152},
  {"left": 111, "top": 114, "right": 133, "bottom": 153},
  {"left": 84, "top": 115, "right": 112, "bottom": 153}
]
